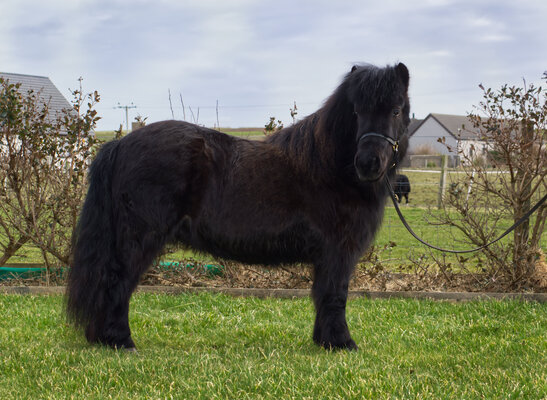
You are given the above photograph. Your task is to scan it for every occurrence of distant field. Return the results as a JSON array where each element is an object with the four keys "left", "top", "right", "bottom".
[
  {"left": 94, "top": 127, "right": 263, "bottom": 142},
  {"left": 93, "top": 130, "right": 117, "bottom": 141}
]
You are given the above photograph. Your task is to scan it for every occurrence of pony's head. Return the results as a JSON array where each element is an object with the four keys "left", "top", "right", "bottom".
[{"left": 348, "top": 63, "right": 410, "bottom": 182}]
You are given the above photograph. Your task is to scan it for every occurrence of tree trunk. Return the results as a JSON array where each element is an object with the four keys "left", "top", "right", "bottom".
[
  {"left": 0, "top": 236, "right": 29, "bottom": 266},
  {"left": 512, "top": 119, "right": 533, "bottom": 283}
]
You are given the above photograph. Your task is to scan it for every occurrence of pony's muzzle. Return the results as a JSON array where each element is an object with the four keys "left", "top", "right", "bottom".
[{"left": 354, "top": 140, "right": 390, "bottom": 182}]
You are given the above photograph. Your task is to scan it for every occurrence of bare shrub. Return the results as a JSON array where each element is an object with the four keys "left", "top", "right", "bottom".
[
  {"left": 435, "top": 76, "right": 546, "bottom": 289},
  {"left": 0, "top": 77, "right": 100, "bottom": 275},
  {"left": 263, "top": 117, "right": 283, "bottom": 136}
]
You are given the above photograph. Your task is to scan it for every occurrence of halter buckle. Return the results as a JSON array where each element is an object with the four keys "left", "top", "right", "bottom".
[{"left": 359, "top": 132, "right": 399, "bottom": 152}]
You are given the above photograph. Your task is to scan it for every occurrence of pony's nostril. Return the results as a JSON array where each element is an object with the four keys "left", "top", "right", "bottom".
[
  {"left": 354, "top": 151, "right": 388, "bottom": 182},
  {"left": 364, "top": 156, "right": 381, "bottom": 172}
]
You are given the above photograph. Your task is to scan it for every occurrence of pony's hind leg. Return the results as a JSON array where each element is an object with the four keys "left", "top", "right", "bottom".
[
  {"left": 88, "top": 229, "right": 166, "bottom": 350},
  {"left": 311, "top": 255, "right": 357, "bottom": 351},
  {"left": 85, "top": 269, "right": 136, "bottom": 350}
]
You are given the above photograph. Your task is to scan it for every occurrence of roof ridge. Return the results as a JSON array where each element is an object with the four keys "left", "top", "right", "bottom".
[
  {"left": 430, "top": 112, "right": 468, "bottom": 118},
  {"left": 0, "top": 72, "right": 50, "bottom": 79}
]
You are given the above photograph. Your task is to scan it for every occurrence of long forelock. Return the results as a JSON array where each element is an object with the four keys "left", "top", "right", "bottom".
[{"left": 347, "top": 65, "right": 405, "bottom": 111}]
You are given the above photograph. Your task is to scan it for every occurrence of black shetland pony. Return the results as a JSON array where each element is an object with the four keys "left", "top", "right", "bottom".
[
  {"left": 67, "top": 63, "right": 411, "bottom": 351},
  {"left": 394, "top": 174, "right": 411, "bottom": 203}
]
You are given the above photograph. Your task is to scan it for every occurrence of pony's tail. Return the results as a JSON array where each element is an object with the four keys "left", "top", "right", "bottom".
[{"left": 66, "top": 139, "right": 121, "bottom": 334}]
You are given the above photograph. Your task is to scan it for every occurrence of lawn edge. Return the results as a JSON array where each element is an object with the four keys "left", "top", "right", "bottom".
[{"left": 1, "top": 285, "right": 545, "bottom": 302}]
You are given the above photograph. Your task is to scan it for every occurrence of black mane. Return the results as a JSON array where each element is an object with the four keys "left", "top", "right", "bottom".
[{"left": 266, "top": 63, "right": 409, "bottom": 183}]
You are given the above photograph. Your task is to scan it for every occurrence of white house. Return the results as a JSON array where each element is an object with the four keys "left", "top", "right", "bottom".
[{"left": 410, "top": 113, "right": 489, "bottom": 161}]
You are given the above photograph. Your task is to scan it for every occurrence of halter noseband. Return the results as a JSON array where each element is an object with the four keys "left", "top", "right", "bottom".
[{"left": 358, "top": 132, "right": 400, "bottom": 168}]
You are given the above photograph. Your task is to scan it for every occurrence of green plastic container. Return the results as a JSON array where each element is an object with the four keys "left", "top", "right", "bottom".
[
  {"left": 0, "top": 266, "right": 45, "bottom": 281},
  {"left": 0, "top": 261, "right": 223, "bottom": 281},
  {"left": 158, "top": 261, "right": 224, "bottom": 276}
]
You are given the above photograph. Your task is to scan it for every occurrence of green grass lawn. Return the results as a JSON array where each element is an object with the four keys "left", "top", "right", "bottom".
[{"left": 0, "top": 293, "right": 545, "bottom": 399}]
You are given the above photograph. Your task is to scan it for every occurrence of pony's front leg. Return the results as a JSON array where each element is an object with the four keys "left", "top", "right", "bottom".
[{"left": 312, "top": 258, "right": 357, "bottom": 351}]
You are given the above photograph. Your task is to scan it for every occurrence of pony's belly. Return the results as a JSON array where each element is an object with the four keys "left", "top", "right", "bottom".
[{"left": 185, "top": 220, "right": 318, "bottom": 265}]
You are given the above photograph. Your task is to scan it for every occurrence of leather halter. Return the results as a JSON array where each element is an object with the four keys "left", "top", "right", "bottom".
[{"left": 358, "top": 132, "right": 400, "bottom": 168}]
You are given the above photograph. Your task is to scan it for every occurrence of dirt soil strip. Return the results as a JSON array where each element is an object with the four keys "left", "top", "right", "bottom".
[{"left": 1, "top": 286, "right": 546, "bottom": 303}]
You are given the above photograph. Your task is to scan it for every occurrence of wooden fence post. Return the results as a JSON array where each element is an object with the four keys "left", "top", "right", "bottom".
[{"left": 437, "top": 155, "right": 448, "bottom": 209}]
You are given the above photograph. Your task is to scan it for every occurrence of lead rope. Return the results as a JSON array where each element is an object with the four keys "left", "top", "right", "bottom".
[{"left": 385, "top": 176, "right": 547, "bottom": 254}]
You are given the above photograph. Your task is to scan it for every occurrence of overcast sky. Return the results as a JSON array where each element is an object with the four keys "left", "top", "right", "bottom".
[{"left": 2, "top": 0, "right": 546, "bottom": 130}]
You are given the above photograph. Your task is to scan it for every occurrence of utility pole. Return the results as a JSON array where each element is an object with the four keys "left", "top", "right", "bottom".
[{"left": 114, "top": 102, "right": 137, "bottom": 133}]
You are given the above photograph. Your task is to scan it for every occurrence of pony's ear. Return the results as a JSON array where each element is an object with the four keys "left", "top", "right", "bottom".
[
  {"left": 395, "top": 63, "right": 409, "bottom": 87},
  {"left": 351, "top": 65, "right": 358, "bottom": 73}
]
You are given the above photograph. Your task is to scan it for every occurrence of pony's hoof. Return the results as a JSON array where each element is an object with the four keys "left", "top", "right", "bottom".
[
  {"left": 343, "top": 339, "right": 358, "bottom": 351},
  {"left": 124, "top": 347, "right": 138, "bottom": 353},
  {"left": 318, "top": 338, "right": 358, "bottom": 352}
]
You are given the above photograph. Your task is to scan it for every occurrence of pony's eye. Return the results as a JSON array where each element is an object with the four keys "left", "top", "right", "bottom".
[{"left": 393, "top": 107, "right": 401, "bottom": 117}]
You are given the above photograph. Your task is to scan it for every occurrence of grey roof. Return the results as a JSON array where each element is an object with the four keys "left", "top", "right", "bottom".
[
  {"left": 407, "top": 118, "right": 423, "bottom": 136},
  {"left": 0, "top": 72, "right": 72, "bottom": 121},
  {"left": 426, "top": 113, "right": 482, "bottom": 140}
]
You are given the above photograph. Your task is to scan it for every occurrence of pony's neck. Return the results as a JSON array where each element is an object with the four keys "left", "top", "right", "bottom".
[
  {"left": 318, "top": 84, "right": 357, "bottom": 148},
  {"left": 264, "top": 113, "right": 320, "bottom": 161},
  {"left": 315, "top": 85, "right": 358, "bottom": 174},
  {"left": 265, "top": 91, "right": 356, "bottom": 181}
]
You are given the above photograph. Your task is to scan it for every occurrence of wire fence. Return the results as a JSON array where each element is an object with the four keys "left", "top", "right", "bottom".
[{"left": 372, "top": 168, "right": 546, "bottom": 271}]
